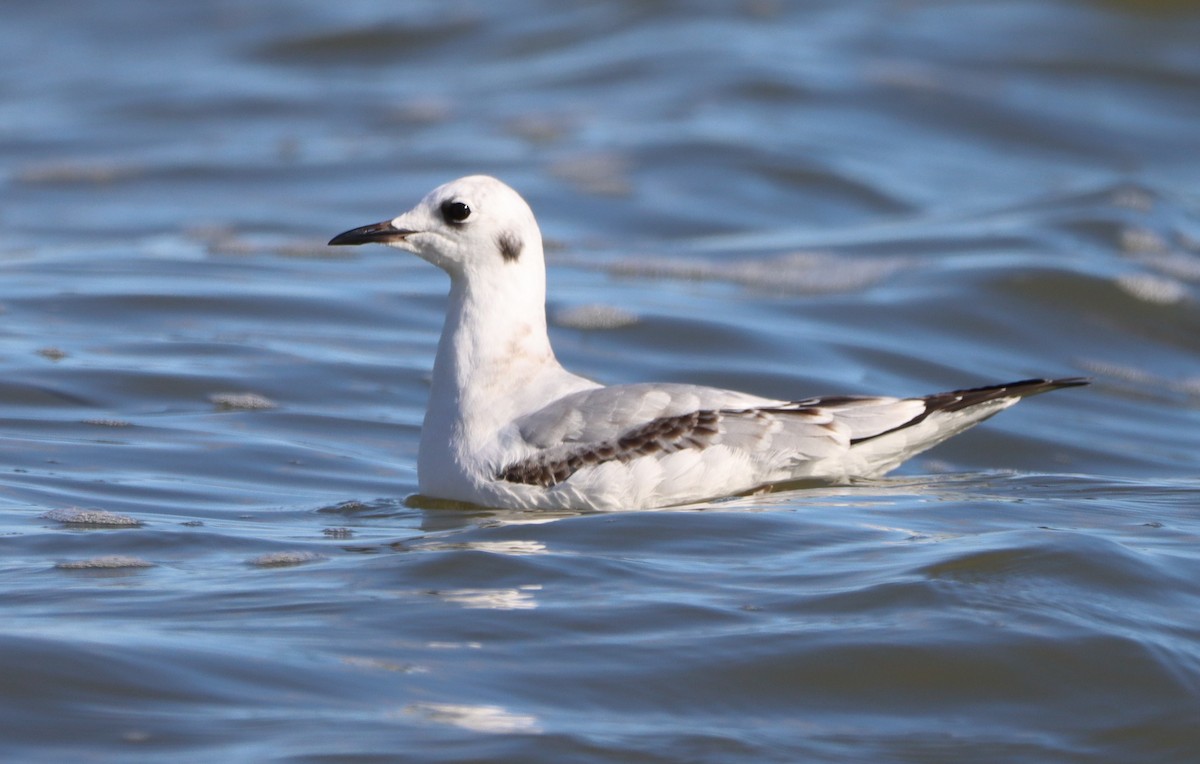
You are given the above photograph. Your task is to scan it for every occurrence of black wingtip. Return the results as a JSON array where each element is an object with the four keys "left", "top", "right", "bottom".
[
  {"left": 925, "top": 377, "right": 1088, "bottom": 416},
  {"left": 844, "top": 376, "right": 1088, "bottom": 446},
  {"left": 1047, "top": 376, "right": 1091, "bottom": 389},
  {"left": 994, "top": 377, "right": 1091, "bottom": 395}
]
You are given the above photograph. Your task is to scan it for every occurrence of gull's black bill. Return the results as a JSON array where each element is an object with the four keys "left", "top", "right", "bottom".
[{"left": 328, "top": 221, "right": 416, "bottom": 246}]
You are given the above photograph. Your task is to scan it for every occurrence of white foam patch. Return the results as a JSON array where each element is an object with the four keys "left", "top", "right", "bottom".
[
  {"left": 553, "top": 304, "right": 638, "bottom": 330},
  {"left": 1132, "top": 251, "right": 1200, "bottom": 282},
  {"left": 1111, "top": 186, "right": 1156, "bottom": 212},
  {"left": 403, "top": 703, "right": 541, "bottom": 734},
  {"left": 1078, "top": 358, "right": 1200, "bottom": 398},
  {"left": 249, "top": 550, "right": 324, "bottom": 567},
  {"left": 56, "top": 555, "right": 153, "bottom": 569},
  {"left": 210, "top": 392, "right": 277, "bottom": 411},
  {"left": 426, "top": 641, "right": 483, "bottom": 650},
  {"left": 418, "top": 540, "right": 548, "bottom": 556},
  {"left": 340, "top": 656, "right": 426, "bottom": 674},
  {"left": 1115, "top": 273, "right": 1188, "bottom": 304},
  {"left": 83, "top": 418, "right": 133, "bottom": 427},
  {"left": 42, "top": 508, "right": 142, "bottom": 527},
  {"left": 437, "top": 585, "right": 541, "bottom": 610},
  {"left": 604, "top": 250, "right": 913, "bottom": 294},
  {"left": 1119, "top": 227, "right": 1170, "bottom": 255}
]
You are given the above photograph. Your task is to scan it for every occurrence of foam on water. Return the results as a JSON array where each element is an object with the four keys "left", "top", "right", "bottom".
[
  {"left": 41, "top": 508, "right": 143, "bottom": 527},
  {"left": 55, "top": 555, "right": 154, "bottom": 569}
]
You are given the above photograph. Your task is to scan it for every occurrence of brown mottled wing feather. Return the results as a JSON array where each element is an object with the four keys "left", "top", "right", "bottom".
[
  {"left": 499, "top": 410, "right": 720, "bottom": 487},
  {"left": 498, "top": 405, "right": 839, "bottom": 488}
]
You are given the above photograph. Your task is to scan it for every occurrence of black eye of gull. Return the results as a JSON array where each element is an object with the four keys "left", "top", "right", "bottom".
[{"left": 441, "top": 200, "right": 472, "bottom": 224}]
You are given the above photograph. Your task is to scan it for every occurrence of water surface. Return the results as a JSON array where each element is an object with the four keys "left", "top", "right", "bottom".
[{"left": 2, "top": 1, "right": 1200, "bottom": 761}]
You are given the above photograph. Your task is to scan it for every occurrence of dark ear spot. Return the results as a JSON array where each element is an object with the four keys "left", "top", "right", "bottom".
[{"left": 497, "top": 230, "right": 523, "bottom": 262}]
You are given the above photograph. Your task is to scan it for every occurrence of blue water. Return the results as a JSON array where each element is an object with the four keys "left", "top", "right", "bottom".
[{"left": 2, "top": 1, "right": 1200, "bottom": 761}]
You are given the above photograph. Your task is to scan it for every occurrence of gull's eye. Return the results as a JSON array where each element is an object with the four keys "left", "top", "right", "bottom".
[{"left": 441, "top": 200, "right": 472, "bottom": 225}]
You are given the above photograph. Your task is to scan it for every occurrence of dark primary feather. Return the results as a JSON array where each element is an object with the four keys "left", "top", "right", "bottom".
[{"left": 845, "top": 377, "right": 1089, "bottom": 445}]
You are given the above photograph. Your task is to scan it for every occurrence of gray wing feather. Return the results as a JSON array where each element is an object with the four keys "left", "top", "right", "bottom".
[{"left": 514, "top": 383, "right": 777, "bottom": 447}]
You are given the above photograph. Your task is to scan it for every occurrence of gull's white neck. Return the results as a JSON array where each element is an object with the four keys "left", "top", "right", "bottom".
[
  {"left": 434, "top": 267, "right": 556, "bottom": 402},
  {"left": 418, "top": 257, "right": 577, "bottom": 489}
]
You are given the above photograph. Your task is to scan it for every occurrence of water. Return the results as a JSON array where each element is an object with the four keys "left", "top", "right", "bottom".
[{"left": 2, "top": 1, "right": 1200, "bottom": 761}]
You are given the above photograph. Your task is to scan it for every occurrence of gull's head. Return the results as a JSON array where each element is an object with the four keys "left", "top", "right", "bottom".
[{"left": 328, "top": 175, "right": 541, "bottom": 278}]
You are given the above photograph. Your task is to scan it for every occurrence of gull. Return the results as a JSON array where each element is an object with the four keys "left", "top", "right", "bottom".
[{"left": 330, "top": 175, "right": 1086, "bottom": 511}]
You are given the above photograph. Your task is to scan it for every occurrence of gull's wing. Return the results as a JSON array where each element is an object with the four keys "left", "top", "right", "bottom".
[
  {"left": 500, "top": 383, "right": 923, "bottom": 487},
  {"left": 499, "top": 378, "right": 1087, "bottom": 488}
]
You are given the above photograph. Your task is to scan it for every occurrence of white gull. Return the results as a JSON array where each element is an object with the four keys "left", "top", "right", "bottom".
[{"left": 330, "top": 175, "right": 1085, "bottom": 511}]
